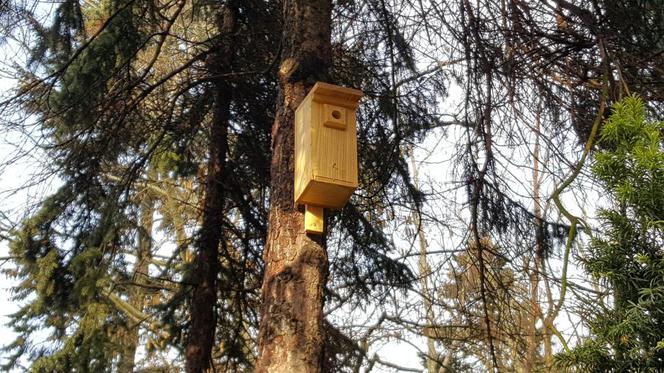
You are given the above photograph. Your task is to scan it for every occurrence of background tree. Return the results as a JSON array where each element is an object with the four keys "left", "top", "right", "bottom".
[
  {"left": 556, "top": 96, "right": 664, "bottom": 371},
  {"left": 1, "top": 0, "right": 278, "bottom": 370}
]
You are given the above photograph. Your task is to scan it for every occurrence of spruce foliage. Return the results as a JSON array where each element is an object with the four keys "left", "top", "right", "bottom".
[{"left": 1, "top": 0, "right": 442, "bottom": 370}]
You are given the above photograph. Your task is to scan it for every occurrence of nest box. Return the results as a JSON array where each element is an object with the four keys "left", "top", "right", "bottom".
[{"left": 294, "top": 82, "right": 363, "bottom": 233}]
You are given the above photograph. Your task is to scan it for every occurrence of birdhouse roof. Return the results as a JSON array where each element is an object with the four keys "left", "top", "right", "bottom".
[{"left": 308, "top": 82, "right": 363, "bottom": 109}]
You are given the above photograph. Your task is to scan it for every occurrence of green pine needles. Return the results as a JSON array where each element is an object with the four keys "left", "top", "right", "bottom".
[{"left": 556, "top": 96, "right": 664, "bottom": 371}]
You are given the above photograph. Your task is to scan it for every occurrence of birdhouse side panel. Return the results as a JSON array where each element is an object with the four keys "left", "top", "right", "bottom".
[{"left": 294, "top": 96, "right": 313, "bottom": 205}]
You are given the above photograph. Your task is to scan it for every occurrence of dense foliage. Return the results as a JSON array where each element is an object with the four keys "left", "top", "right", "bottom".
[
  {"left": 0, "top": 0, "right": 663, "bottom": 372},
  {"left": 557, "top": 96, "right": 664, "bottom": 371}
]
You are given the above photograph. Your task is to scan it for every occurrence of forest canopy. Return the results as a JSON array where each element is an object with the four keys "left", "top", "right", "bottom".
[{"left": 0, "top": 0, "right": 663, "bottom": 372}]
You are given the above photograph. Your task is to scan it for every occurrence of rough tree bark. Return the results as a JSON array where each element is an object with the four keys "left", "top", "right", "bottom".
[
  {"left": 255, "top": 1, "right": 332, "bottom": 372},
  {"left": 185, "top": 5, "right": 237, "bottom": 372}
]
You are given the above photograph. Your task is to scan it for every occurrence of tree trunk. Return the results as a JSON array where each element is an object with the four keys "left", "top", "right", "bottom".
[
  {"left": 525, "top": 253, "right": 541, "bottom": 373},
  {"left": 525, "top": 107, "right": 543, "bottom": 372},
  {"left": 409, "top": 149, "right": 439, "bottom": 373},
  {"left": 256, "top": 1, "right": 332, "bottom": 372},
  {"left": 541, "top": 257, "right": 556, "bottom": 372},
  {"left": 185, "top": 5, "right": 236, "bottom": 372},
  {"left": 419, "top": 226, "right": 438, "bottom": 373},
  {"left": 440, "top": 350, "right": 453, "bottom": 373},
  {"left": 118, "top": 188, "right": 154, "bottom": 373}
]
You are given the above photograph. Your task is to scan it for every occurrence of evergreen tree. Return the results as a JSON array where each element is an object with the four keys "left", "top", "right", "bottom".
[
  {"left": 556, "top": 96, "right": 664, "bottom": 371},
  {"left": 1, "top": 0, "right": 435, "bottom": 371}
]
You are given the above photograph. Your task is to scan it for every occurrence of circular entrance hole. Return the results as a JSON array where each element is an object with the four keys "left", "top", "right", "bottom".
[{"left": 331, "top": 110, "right": 342, "bottom": 120}]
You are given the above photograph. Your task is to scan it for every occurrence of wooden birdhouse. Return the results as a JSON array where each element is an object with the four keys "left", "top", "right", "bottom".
[{"left": 294, "top": 82, "right": 363, "bottom": 234}]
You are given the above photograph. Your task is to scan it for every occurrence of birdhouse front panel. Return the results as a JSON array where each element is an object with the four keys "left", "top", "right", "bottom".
[{"left": 295, "top": 82, "right": 363, "bottom": 209}]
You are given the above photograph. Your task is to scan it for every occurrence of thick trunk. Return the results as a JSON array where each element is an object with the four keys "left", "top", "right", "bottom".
[
  {"left": 256, "top": 1, "right": 332, "bottom": 372},
  {"left": 118, "top": 191, "right": 154, "bottom": 373},
  {"left": 185, "top": 6, "right": 236, "bottom": 373}
]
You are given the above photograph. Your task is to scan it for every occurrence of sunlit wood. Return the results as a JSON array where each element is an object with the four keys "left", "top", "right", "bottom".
[{"left": 294, "top": 82, "right": 363, "bottom": 212}]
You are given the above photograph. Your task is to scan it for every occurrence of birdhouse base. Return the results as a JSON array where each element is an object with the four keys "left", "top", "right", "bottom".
[
  {"left": 296, "top": 178, "right": 356, "bottom": 210},
  {"left": 304, "top": 205, "right": 324, "bottom": 234}
]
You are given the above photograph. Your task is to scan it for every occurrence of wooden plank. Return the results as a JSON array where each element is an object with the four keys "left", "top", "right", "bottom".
[
  {"left": 310, "top": 82, "right": 363, "bottom": 109},
  {"left": 297, "top": 180, "right": 355, "bottom": 209},
  {"left": 304, "top": 205, "right": 324, "bottom": 234},
  {"left": 322, "top": 104, "right": 347, "bottom": 130},
  {"left": 294, "top": 93, "right": 312, "bottom": 205},
  {"left": 315, "top": 100, "right": 357, "bottom": 188}
]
